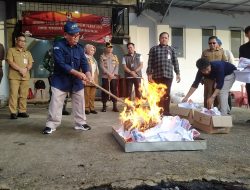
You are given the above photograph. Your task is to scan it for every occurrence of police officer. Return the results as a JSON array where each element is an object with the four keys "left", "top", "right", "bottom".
[
  {"left": 43, "top": 21, "right": 92, "bottom": 134},
  {"left": 100, "top": 42, "right": 120, "bottom": 112}
]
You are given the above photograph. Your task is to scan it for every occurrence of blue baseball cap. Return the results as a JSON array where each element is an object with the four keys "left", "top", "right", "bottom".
[{"left": 64, "top": 21, "right": 80, "bottom": 34}]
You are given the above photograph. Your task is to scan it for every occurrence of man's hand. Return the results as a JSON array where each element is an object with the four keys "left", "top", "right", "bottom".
[
  {"left": 130, "top": 71, "right": 138, "bottom": 78},
  {"left": 182, "top": 97, "right": 188, "bottom": 103},
  {"left": 108, "top": 73, "right": 115, "bottom": 81},
  {"left": 207, "top": 96, "right": 215, "bottom": 109},
  {"left": 76, "top": 71, "right": 87, "bottom": 81},
  {"left": 85, "top": 71, "right": 93, "bottom": 83},
  {"left": 19, "top": 68, "right": 28, "bottom": 77},
  {"left": 70, "top": 69, "right": 88, "bottom": 81},
  {"left": 176, "top": 74, "right": 181, "bottom": 83},
  {"left": 147, "top": 74, "right": 154, "bottom": 83},
  {"left": 87, "top": 76, "right": 93, "bottom": 84}
]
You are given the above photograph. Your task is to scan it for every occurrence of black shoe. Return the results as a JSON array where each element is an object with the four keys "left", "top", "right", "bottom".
[
  {"left": 74, "top": 124, "right": 91, "bottom": 131},
  {"left": 246, "top": 120, "right": 250, "bottom": 124},
  {"left": 43, "top": 127, "right": 56, "bottom": 134},
  {"left": 101, "top": 108, "right": 106, "bottom": 112},
  {"left": 85, "top": 110, "right": 90, "bottom": 115},
  {"left": 62, "top": 110, "right": 70, "bottom": 115},
  {"left": 90, "top": 110, "right": 98, "bottom": 114},
  {"left": 17, "top": 112, "right": 29, "bottom": 118},
  {"left": 10, "top": 113, "right": 17, "bottom": 119},
  {"left": 112, "top": 107, "right": 119, "bottom": 112}
]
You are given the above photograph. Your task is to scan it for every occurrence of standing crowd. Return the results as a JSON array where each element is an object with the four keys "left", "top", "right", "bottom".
[{"left": 0, "top": 21, "right": 250, "bottom": 134}]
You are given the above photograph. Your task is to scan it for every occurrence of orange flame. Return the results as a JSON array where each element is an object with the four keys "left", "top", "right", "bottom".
[{"left": 119, "top": 80, "right": 167, "bottom": 132}]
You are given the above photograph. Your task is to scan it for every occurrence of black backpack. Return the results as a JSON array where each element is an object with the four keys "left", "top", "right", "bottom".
[{"left": 34, "top": 80, "right": 46, "bottom": 89}]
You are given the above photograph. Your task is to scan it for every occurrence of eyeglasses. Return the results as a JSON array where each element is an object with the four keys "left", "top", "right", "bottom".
[
  {"left": 18, "top": 39, "right": 26, "bottom": 42},
  {"left": 209, "top": 42, "right": 217, "bottom": 45},
  {"left": 67, "top": 33, "right": 80, "bottom": 38}
]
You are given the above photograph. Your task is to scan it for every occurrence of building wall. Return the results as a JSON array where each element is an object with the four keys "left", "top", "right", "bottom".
[
  {"left": 1, "top": 4, "right": 250, "bottom": 104},
  {"left": 0, "top": 1, "right": 7, "bottom": 104},
  {"left": 129, "top": 7, "right": 250, "bottom": 103}
]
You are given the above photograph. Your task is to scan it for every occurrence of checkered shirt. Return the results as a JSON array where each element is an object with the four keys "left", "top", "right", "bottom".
[{"left": 146, "top": 45, "right": 180, "bottom": 79}]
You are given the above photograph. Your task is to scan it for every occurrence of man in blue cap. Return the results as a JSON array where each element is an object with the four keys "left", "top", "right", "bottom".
[{"left": 43, "top": 21, "right": 92, "bottom": 134}]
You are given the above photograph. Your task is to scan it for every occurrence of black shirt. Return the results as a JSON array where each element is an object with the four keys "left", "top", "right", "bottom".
[{"left": 239, "top": 41, "right": 250, "bottom": 59}]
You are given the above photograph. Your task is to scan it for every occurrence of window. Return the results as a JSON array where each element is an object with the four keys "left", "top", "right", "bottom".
[
  {"left": 202, "top": 28, "right": 214, "bottom": 51},
  {"left": 230, "top": 30, "right": 242, "bottom": 58},
  {"left": 171, "top": 27, "right": 184, "bottom": 57}
]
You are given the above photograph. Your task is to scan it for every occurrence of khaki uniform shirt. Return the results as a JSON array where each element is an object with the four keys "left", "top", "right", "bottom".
[
  {"left": 201, "top": 48, "right": 227, "bottom": 62},
  {"left": 100, "top": 53, "right": 119, "bottom": 79},
  {"left": 7, "top": 47, "right": 34, "bottom": 80}
]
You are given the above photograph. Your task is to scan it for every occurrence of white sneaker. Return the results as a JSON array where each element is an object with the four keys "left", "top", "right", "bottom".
[
  {"left": 43, "top": 127, "right": 56, "bottom": 134},
  {"left": 74, "top": 124, "right": 91, "bottom": 131}
]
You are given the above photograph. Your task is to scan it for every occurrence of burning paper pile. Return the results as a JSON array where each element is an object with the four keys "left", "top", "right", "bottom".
[
  {"left": 120, "top": 81, "right": 166, "bottom": 132},
  {"left": 117, "top": 81, "right": 200, "bottom": 142},
  {"left": 116, "top": 115, "right": 200, "bottom": 142}
]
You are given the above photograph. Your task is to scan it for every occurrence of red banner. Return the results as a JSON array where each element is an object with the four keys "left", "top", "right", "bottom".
[{"left": 22, "top": 11, "right": 112, "bottom": 43}]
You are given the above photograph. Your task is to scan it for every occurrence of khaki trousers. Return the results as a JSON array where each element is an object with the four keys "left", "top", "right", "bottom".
[
  {"left": 9, "top": 79, "right": 29, "bottom": 114},
  {"left": 203, "top": 78, "right": 219, "bottom": 108},
  {"left": 46, "top": 87, "right": 86, "bottom": 130},
  {"left": 84, "top": 86, "right": 96, "bottom": 111}
]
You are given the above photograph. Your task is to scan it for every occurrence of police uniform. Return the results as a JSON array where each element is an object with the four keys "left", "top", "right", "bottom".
[
  {"left": 45, "top": 38, "right": 89, "bottom": 130},
  {"left": 6, "top": 47, "right": 33, "bottom": 114},
  {"left": 100, "top": 50, "right": 119, "bottom": 111}
]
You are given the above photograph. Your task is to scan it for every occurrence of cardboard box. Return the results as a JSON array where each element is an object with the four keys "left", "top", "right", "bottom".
[
  {"left": 170, "top": 104, "right": 194, "bottom": 124},
  {"left": 193, "top": 110, "right": 232, "bottom": 134}
]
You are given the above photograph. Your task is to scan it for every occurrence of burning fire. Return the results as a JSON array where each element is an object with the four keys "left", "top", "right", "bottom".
[{"left": 120, "top": 80, "right": 167, "bottom": 132}]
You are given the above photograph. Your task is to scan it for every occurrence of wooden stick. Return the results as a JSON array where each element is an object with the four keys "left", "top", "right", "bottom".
[{"left": 89, "top": 81, "right": 127, "bottom": 106}]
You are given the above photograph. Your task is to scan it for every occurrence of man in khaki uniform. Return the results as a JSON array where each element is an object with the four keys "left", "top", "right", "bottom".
[
  {"left": 201, "top": 36, "right": 227, "bottom": 108},
  {"left": 0, "top": 42, "right": 4, "bottom": 83},
  {"left": 6, "top": 34, "right": 34, "bottom": 119}
]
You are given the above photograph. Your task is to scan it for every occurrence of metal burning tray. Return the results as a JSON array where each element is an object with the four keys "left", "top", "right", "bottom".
[{"left": 112, "top": 127, "right": 207, "bottom": 152}]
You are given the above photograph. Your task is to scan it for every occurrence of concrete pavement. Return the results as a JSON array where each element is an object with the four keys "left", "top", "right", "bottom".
[{"left": 0, "top": 102, "right": 249, "bottom": 189}]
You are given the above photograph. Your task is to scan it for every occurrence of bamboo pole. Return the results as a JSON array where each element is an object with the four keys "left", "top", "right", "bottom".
[{"left": 89, "top": 81, "right": 127, "bottom": 106}]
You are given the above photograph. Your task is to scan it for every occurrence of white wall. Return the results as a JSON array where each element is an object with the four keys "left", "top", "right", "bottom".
[{"left": 129, "top": 7, "right": 250, "bottom": 103}]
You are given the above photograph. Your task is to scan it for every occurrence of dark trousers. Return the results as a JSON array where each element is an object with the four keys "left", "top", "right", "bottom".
[
  {"left": 102, "top": 78, "right": 118, "bottom": 103},
  {"left": 153, "top": 77, "right": 173, "bottom": 115},
  {"left": 126, "top": 78, "right": 141, "bottom": 99},
  {"left": 246, "top": 83, "right": 250, "bottom": 106}
]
